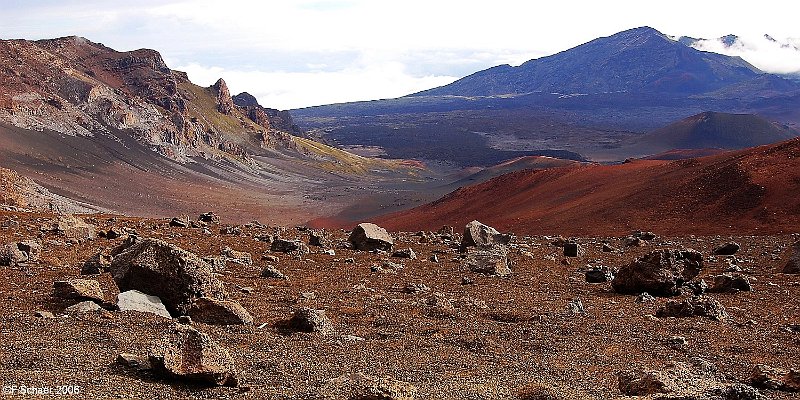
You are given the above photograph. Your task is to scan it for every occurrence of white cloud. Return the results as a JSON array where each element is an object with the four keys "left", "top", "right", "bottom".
[
  {"left": 692, "top": 35, "right": 800, "bottom": 74},
  {"left": 174, "top": 61, "right": 458, "bottom": 110}
]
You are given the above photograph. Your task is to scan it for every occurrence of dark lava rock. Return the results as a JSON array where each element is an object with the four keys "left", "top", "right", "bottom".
[
  {"left": 709, "top": 273, "right": 752, "bottom": 293},
  {"left": 563, "top": 242, "right": 582, "bottom": 257},
  {"left": 198, "top": 212, "right": 220, "bottom": 224},
  {"left": 169, "top": 217, "right": 188, "bottom": 228},
  {"left": 784, "top": 240, "right": 800, "bottom": 274},
  {"left": 713, "top": 242, "right": 741, "bottom": 256},
  {"left": 271, "top": 239, "right": 303, "bottom": 253},
  {"left": 656, "top": 296, "right": 728, "bottom": 321},
  {"left": 585, "top": 266, "right": 614, "bottom": 283},
  {"left": 287, "top": 307, "right": 333, "bottom": 334},
  {"left": 349, "top": 223, "right": 394, "bottom": 252},
  {"left": 633, "top": 231, "right": 657, "bottom": 241},
  {"left": 309, "top": 230, "right": 327, "bottom": 247},
  {"left": 148, "top": 323, "right": 238, "bottom": 387},
  {"left": 81, "top": 252, "right": 112, "bottom": 275},
  {"left": 392, "top": 248, "right": 417, "bottom": 259},
  {"left": 110, "top": 238, "right": 227, "bottom": 315},
  {"left": 612, "top": 249, "right": 703, "bottom": 296}
]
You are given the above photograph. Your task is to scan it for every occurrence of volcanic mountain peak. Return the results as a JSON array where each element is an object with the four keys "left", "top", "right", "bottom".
[{"left": 415, "top": 26, "right": 762, "bottom": 97}]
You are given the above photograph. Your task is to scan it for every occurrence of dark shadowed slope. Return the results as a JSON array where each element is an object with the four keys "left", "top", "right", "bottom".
[{"left": 376, "top": 138, "right": 800, "bottom": 236}]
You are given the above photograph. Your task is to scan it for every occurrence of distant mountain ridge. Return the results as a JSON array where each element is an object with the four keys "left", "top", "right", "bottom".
[{"left": 415, "top": 27, "right": 764, "bottom": 97}]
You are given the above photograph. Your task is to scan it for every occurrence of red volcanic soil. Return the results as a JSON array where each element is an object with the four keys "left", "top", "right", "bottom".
[
  {"left": 376, "top": 138, "right": 800, "bottom": 236},
  {"left": 643, "top": 148, "right": 731, "bottom": 160}
]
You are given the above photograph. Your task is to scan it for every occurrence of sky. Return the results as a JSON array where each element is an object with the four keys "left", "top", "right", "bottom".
[{"left": 1, "top": 0, "right": 799, "bottom": 109}]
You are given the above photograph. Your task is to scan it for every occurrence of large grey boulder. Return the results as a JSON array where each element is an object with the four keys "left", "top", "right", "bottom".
[
  {"left": 148, "top": 323, "right": 238, "bottom": 387},
  {"left": 110, "top": 238, "right": 227, "bottom": 315},
  {"left": 463, "top": 249, "right": 511, "bottom": 277},
  {"left": 612, "top": 249, "right": 703, "bottom": 296},
  {"left": 117, "top": 290, "right": 172, "bottom": 318},
  {"left": 460, "top": 220, "right": 510, "bottom": 251},
  {"left": 349, "top": 223, "right": 394, "bottom": 252}
]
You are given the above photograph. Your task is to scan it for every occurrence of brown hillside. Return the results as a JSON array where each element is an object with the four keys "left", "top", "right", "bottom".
[{"left": 376, "top": 138, "right": 800, "bottom": 236}]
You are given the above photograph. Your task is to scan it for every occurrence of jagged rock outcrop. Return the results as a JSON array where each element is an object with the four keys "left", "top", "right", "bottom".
[
  {"left": 211, "top": 78, "right": 234, "bottom": 115},
  {"left": 612, "top": 249, "right": 703, "bottom": 296}
]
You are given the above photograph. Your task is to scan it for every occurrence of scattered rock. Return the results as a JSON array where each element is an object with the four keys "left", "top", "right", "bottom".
[
  {"left": 623, "top": 236, "right": 643, "bottom": 247},
  {"left": 0, "top": 242, "right": 29, "bottom": 266},
  {"left": 612, "top": 249, "right": 703, "bottom": 296},
  {"left": 551, "top": 236, "right": 568, "bottom": 247},
  {"left": 709, "top": 273, "right": 752, "bottom": 293},
  {"left": 349, "top": 223, "right": 394, "bottom": 252},
  {"left": 35, "top": 310, "right": 54, "bottom": 318},
  {"left": 682, "top": 279, "right": 708, "bottom": 296},
  {"left": 617, "top": 368, "right": 670, "bottom": 396},
  {"left": 633, "top": 231, "right": 657, "bottom": 241},
  {"left": 317, "top": 372, "right": 417, "bottom": 400},
  {"left": 585, "top": 266, "right": 614, "bottom": 283},
  {"left": 635, "top": 292, "right": 656, "bottom": 303},
  {"left": 783, "top": 240, "right": 800, "bottom": 274},
  {"left": 392, "top": 248, "right": 417, "bottom": 259},
  {"left": 463, "top": 249, "right": 511, "bottom": 277},
  {"left": 187, "top": 297, "right": 253, "bottom": 325},
  {"left": 201, "top": 256, "right": 226, "bottom": 271},
  {"left": 271, "top": 239, "right": 303, "bottom": 253},
  {"left": 565, "top": 298, "right": 585, "bottom": 316},
  {"left": 460, "top": 220, "right": 510, "bottom": 251},
  {"left": 656, "top": 296, "right": 728, "bottom": 321},
  {"left": 117, "top": 290, "right": 172, "bottom": 318},
  {"left": 169, "top": 217, "right": 188, "bottom": 228},
  {"left": 714, "top": 242, "right": 741, "bottom": 256},
  {"left": 221, "top": 246, "right": 252, "bottom": 266},
  {"left": 666, "top": 336, "right": 687, "bottom": 348},
  {"left": 116, "top": 353, "right": 150, "bottom": 371},
  {"left": 287, "top": 307, "right": 333, "bottom": 334},
  {"left": 262, "top": 254, "right": 280, "bottom": 263},
  {"left": 563, "top": 242, "right": 582, "bottom": 257},
  {"left": 110, "top": 238, "right": 227, "bottom": 315},
  {"left": 722, "top": 383, "right": 763, "bottom": 400},
  {"left": 429, "top": 254, "right": 439, "bottom": 263},
  {"left": 602, "top": 243, "right": 617, "bottom": 252},
  {"left": 148, "top": 323, "right": 238, "bottom": 387},
  {"left": 198, "top": 212, "right": 220, "bottom": 224},
  {"left": 220, "top": 225, "right": 241, "bottom": 235},
  {"left": 81, "top": 252, "right": 112, "bottom": 275},
  {"left": 372, "top": 261, "right": 404, "bottom": 274},
  {"left": 461, "top": 276, "right": 474, "bottom": 285},
  {"left": 750, "top": 364, "right": 800, "bottom": 392},
  {"left": 309, "top": 231, "right": 327, "bottom": 247},
  {"left": 403, "top": 283, "right": 430, "bottom": 294},
  {"left": 261, "top": 265, "right": 288, "bottom": 280},
  {"left": 53, "top": 215, "right": 96, "bottom": 242},
  {"left": 52, "top": 279, "right": 104, "bottom": 303},
  {"left": 65, "top": 300, "right": 104, "bottom": 314}
]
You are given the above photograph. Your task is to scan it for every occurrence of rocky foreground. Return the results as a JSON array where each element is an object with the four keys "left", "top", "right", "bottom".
[{"left": 0, "top": 211, "right": 799, "bottom": 399}]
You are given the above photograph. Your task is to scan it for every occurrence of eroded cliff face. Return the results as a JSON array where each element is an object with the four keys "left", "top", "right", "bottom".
[{"left": 0, "top": 36, "right": 303, "bottom": 164}]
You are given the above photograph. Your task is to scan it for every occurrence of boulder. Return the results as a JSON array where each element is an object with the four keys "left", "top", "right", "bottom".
[
  {"left": 612, "top": 249, "right": 703, "bottom": 296},
  {"left": 617, "top": 368, "right": 670, "bottom": 396},
  {"left": 198, "top": 212, "right": 220, "bottom": 224},
  {"left": 271, "top": 239, "right": 307, "bottom": 254},
  {"left": 317, "top": 372, "right": 417, "bottom": 400},
  {"left": 81, "top": 252, "right": 112, "bottom": 275},
  {"left": 287, "top": 307, "right": 333, "bottom": 334},
  {"left": 349, "top": 223, "right": 394, "bottom": 252},
  {"left": 53, "top": 215, "right": 96, "bottom": 241},
  {"left": 221, "top": 246, "right": 252, "bottom": 266},
  {"left": 392, "top": 248, "right": 417, "bottom": 259},
  {"left": 713, "top": 242, "right": 741, "bottom": 256},
  {"left": 563, "top": 242, "right": 582, "bottom": 257},
  {"left": 463, "top": 249, "right": 511, "bottom": 277},
  {"left": 52, "top": 279, "right": 104, "bottom": 303},
  {"left": 750, "top": 364, "right": 800, "bottom": 391},
  {"left": 117, "top": 290, "right": 172, "bottom": 318},
  {"left": 585, "top": 266, "right": 614, "bottom": 283},
  {"left": 709, "top": 274, "right": 752, "bottom": 293},
  {"left": 784, "top": 240, "right": 800, "bottom": 274},
  {"left": 308, "top": 231, "right": 327, "bottom": 247},
  {"left": 169, "top": 217, "right": 188, "bottom": 228},
  {"left": 460, "top": 220, "right": 510, "bottom": 251},
  {"left": 148, "top": 323, "right": 238, "bottom": 387},
  {"left": 0, "top": 242, "right": 28, "bottom": 266},
  {"left": 655, "top": 296, "right": 728, "bottom": 321},
  {"left": 187, "top": 297, "right": 253, "bottom": 325},
  {"left": 261, "top": 265, "right": 288, "bottom": 280},
  {"left": 110, "top": 238, "right": 227, "bottom": 315}
]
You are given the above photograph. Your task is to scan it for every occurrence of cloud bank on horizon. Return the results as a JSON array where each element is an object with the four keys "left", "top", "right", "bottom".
[{"left": 1, "top": 0, "right": 798, "bottom": 109}]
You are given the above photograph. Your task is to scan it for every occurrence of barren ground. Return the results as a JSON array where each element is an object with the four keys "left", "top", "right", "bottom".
[{"left": 0, "top": 211, "right": 798, "bottom": 399}]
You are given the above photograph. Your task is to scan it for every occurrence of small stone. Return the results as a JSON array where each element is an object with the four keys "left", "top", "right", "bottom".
[
  {"left": 221, "top": 247, "right": 252, "bottom": 266},
  {"left": 713, "top": 242, "right": 741, "bottom": 256},
  {"left": 461, "top": 276, "right": 474, "bottom": 285},
  {"left": 287, "top": 307, "right": 333, "bottom": 334},
  {"left": 429, "top": 254, "right": 439, "bottom": 263},
  {"left": 169, "top": 217, "right": 188, "bottom": 228},
  {"left": 198, "top": 212, "right": 220, "bottom": 224},
  {"left": 709, "top": 273, "right": 752, "bottom": 293},
  {"left": 81, "top": 252, "right": 112, "bottom": 275},
  {"left": 460, "top": 220, "right": 511, "bottom": 251},
  {"left": 564, "top": 242, "right": 582, "bottom": 257},
  {"left": 117, "top": 353, "right": 150, "bottom": 370},
  {"left": 148, "top": 323, "right": 238, "bottom": 387},
  {"left": 602, "top": 243, "right": 617, "bottom": 252},
  {"left": 176, "top": 315, "right": 192, "bottom": 325},
  {"left": 262, "top": 254, "right": 280, "bottom": 263},
  {"left": 35, "top": 310, "right": 54, "bottom": 318},
  {"left": 392, "top": 248, "right": 417, "bottom": 259},
  {"left": 566, "top": 298, "right": 585, "bottom": 315},
  {"left": 187, "top": 297, "right": 253, "bottom": 325},
  {"left": 65, "top": 300, "right": 104, "bottom": 314},
  {"left": 666, "top": 336, "right": 687, "bottom": 347},
  {"left": 585, "top": 266, "right": 614, "bottom": 283},
  {"left": 261, "top": 265, "right": 288, "bottom": 280},
  {"left": 635, "top": 292, "right": 656, "bottom": 303}
]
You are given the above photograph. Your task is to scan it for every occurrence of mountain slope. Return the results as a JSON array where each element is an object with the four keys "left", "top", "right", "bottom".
[
  {"left": 622, "top": 111, "right": 799, "bottom": 157},
  {"left": 375, "top": 137, "right": 800, "bottom": 236},
  {"left": 0, "top": 36, "right": 424, "bottom": 223},
  {"left": 416, "top": 27, "right": 762, "bottom": 97}
]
